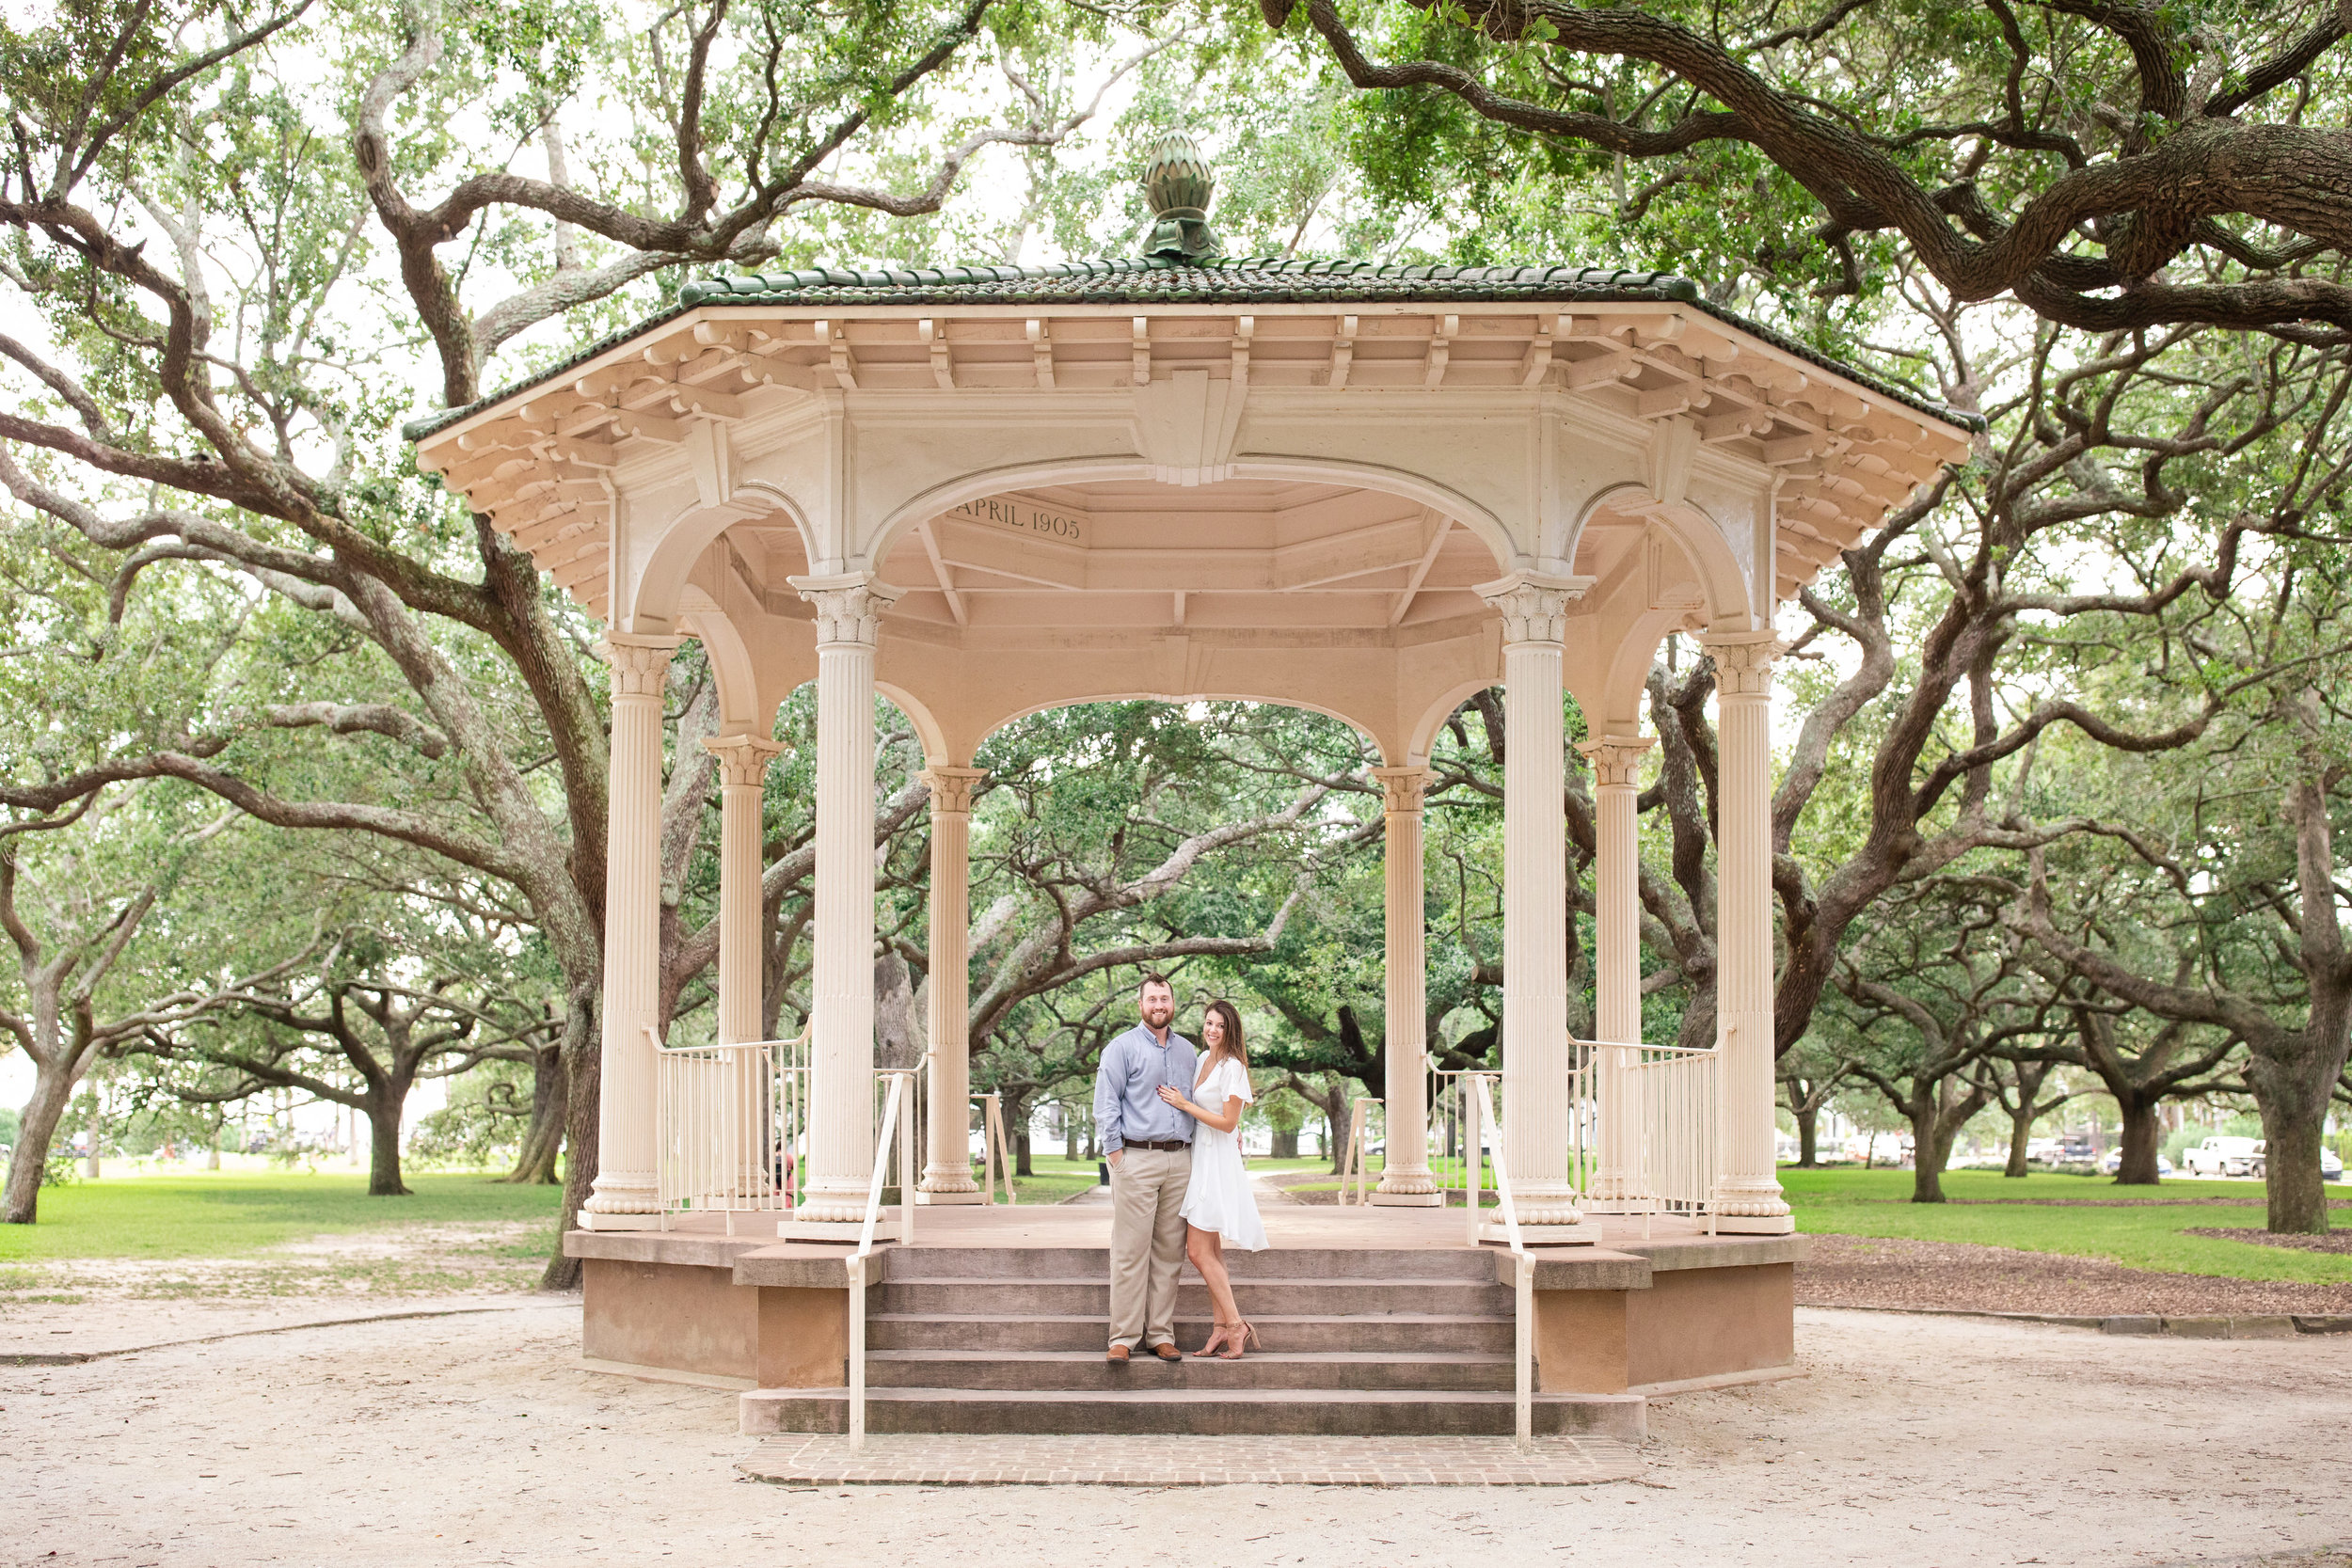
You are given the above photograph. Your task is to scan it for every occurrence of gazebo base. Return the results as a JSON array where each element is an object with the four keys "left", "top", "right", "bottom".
[{"left": 564, "top": 1205, "right": 1804, "bottom": 1435}]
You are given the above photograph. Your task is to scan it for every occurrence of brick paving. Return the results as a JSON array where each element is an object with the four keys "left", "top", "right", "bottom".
[{"left": 737, "top": 1432, "right": 1644, "bottom": 1486}]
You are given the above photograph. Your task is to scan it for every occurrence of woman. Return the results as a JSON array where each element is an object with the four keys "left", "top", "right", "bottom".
[{"left": 1156, "top": 999, "right": 1268, "bottom": 1358}]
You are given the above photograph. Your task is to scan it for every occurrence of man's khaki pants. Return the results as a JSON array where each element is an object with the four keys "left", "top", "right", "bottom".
[{"left": 1107, "top": 1145, "right": 1191, "bottom": 1350}]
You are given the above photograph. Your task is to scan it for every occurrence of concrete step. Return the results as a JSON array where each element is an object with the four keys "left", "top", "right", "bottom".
[
  {"left": 867, "top": 1311, "right": 1516, "bottom": 1354},
  {"left": 865, "top": 1348, "right": 1517, "bottom": 1393},
  {"left": 877, "top": 1277, "right": 1515, "bottom": 1317},
  {"left": 740, "top": 1386, "right": 1644, "bottom": 1439},
  {"left": 879, "top": 1245, "right": 1497, "bottom": 1283}
]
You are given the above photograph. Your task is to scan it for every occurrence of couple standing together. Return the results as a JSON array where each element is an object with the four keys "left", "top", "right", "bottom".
[{"left": 1092, "top": 974, "right": 1267, "bottom": 1363}]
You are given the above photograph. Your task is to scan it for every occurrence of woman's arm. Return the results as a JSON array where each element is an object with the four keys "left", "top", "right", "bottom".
[{"left": 1158, "top": 1084, "right": 1245, "bottom": 1133}]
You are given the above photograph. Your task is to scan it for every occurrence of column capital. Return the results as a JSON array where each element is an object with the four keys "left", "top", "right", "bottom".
[
  {"left": 787, "top": 571, "right": 902, "bottom": 646},
  {"left": 1699, "top": 630, "right": 1786, "bottom": 699},
  {"left": 1371, "top": 765, "right": 1428, "bottom": 816},
  {"left": 1576, "top": 736, "right": 1654, "bottom": 788},
  {"left": 597, "top": 633, "right": 685, "bottom": 698},
  {"left": 919, "top": 765, "right": 987, "bottom": 816},
  {"left": 1474, "top": 569, "right": 1595, "bottom": 646},
  {"left": 701, "top": 732, "right": 786, "bottom": 787}
]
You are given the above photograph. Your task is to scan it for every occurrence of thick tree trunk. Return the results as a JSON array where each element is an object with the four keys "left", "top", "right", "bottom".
[
  {"left": 3, "top": 1068, "right": 75, "bottom": 1225},
  {"left": 2005, "top": 1105, "right": 2035, "bottom": 1179},
  {"left": 2257, "top": 1096, "right": 2329, "bottom": 1234},
  {"left": 367, "top": 1093, "right": 412, "bottom": 1197},
  {"left": 1909, "top": 1099, "right": 1950, "bottom": 1203},
  {"left": 1907, "top": 1081, "right": 1985, "bottom": 1204},
  {"left": 2113, "top": 1094, "right": 2163, "bottom": 1185},
  {"left": 1271, "top": 1129, "right": 1298, "bottom": 1158},
  {"left": 503, "top": 1043, "right": 566, "bottom": 1185},
  {"left": 545, "top": 989, "right": 599, "bottom": 1290},
  {"left": 1795, "top": 1104, "right": 1819, "bottom": 1167}
]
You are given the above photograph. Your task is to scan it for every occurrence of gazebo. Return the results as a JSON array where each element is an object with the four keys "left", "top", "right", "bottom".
[{"left": 407, "top": 135, "right": 1969, "bottom": 1433}]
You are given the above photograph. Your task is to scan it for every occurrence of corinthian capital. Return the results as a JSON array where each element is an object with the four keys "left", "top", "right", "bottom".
[
  {"left": 1372, "top": 766, "right": 1428, "bottom": 816},
  {"left": 1701, "top": 632, "right": 1786, "bottom": 699},
  {"left": 599, "top": 633, "right": 685, "bottom": 699},
  {"left": 1577, "top": 736, "right": 1654, "bottom": 788},
  {"left": 702, "top": 733, "right": 786, "bottom": 787},
  {"left": 920, "top": 765, "right": 987, "bottom": 816},
  {"left": 1475, "top": 570, "right": 1594, "bottom": 646},
  {"left": 787, "top": 572, "right": 902, "bottom": 646}
]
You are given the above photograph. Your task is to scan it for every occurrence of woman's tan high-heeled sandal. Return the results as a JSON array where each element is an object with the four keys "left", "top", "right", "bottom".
[
  {"left": 1217, "top": 1322, "right": 1259, "bottom": 1360},
  {"left": 1191, "top": 1322, "right": 1232, "bottom": 1357}
]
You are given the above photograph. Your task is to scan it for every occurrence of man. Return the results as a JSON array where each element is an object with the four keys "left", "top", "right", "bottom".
[{"left": 1092, "top": 973, "right": 1198, "bottom": 1364}]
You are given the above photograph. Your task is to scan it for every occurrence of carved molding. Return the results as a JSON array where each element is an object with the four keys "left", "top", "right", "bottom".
[
  {"left": 1373, "top": 765, "right": 1428, "bottom": 816},
  {"left": 1700, "top": 632, "right": 1785, "bottom": 699},
  {"left": 1475, "top": 570, "right": 1594, "bottom": 646},
  {"left": 920, "top": 765, "right": 987, "bottom": 816},
  {"left": 1577, "top": 736, "right": 1654, "bottom": 788},
  {"left": 600, "top": 634, "right": 684, "bottom": 698},
  {"left": 787, "top": 572, "right": 902, "bottom": 646},
  {"left": 702, "top": 733, "right": 785, "bottom": 788}
]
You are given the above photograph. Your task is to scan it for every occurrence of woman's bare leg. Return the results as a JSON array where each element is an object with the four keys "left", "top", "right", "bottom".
[{"left": 1185, "top": 1225, "right": 1239, "bottom": 1353}]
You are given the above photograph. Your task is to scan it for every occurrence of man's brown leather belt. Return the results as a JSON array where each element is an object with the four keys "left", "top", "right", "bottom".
[{"left": 1120, "top": 1140, "right": 1189, "bottom": 1152}]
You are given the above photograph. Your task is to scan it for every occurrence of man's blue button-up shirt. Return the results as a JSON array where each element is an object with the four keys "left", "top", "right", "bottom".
[{"left": 1092, "top": 1022, "right": 1199, "bottom": 1153}]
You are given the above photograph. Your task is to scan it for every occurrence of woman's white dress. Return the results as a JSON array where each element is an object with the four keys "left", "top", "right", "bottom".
[{"left": 1180, "top": 1055, "right": 1268, "bottom": 1250}]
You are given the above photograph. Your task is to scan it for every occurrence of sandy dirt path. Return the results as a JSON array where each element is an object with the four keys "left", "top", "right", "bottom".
[{"left": 8, "top": 1303, "right": 2352, "bottom": 1568}]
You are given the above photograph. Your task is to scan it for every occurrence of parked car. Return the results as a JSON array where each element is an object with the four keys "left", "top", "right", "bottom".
[
  {"left": 2099, "top": 1148, "right": 2176, "bottom": 1177},
  {"left": 2183, "top": 1135, "right": 2262, "bottom": 1177},
  {"left": 2247, "top": 1143, "right": 2345, "bottom": 1182}
]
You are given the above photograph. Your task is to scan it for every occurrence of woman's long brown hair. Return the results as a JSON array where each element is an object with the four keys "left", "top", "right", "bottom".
[{"left": 1201, "top": 999, "right": 1248, "bottom": 1067}]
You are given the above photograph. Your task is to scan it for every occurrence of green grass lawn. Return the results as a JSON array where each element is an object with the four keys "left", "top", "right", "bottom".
[
  {"left": 0, "top": 1169, "right": 566, "bottom": 1265},
  {"left": 14, "top": 1160, "right": 2341, "bottom": 1289},
  {"left": 1783, "top": 1166, "right": 2352, "bottom": 1284}
]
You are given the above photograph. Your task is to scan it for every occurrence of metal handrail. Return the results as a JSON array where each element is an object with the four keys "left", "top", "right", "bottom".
[
  {"left": 847, "top": 1068, "right": 917, "bottom": 1449},
  {"left": 1336, "top": 1095, "right": 1382, "bottom": 1206},
  {"left": 1464, "top": 1070, "right": 1534, "bottom": 1451}
]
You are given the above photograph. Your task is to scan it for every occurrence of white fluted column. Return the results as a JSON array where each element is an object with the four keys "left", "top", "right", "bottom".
[
  {"left": 917, "top": 765, "right": 986, "bottom": 1203},
  {"left": 1577, "top": 735, "right": 1653, "bottom": 1211},
  {"left": 704, "top": 734, "right": 785, "bottom": 1045},
  {"left": 1479, "top": 571, "right": 1591, "bottom": 1238},
  {"left": 1372, "top": 767, "right": 1440, "bottom": 1206},
  {"left": 1703, "top": 632, "right": 1794, "bottom": 1234},
  {"left": 580, "top": 632, "right": 683, "bottom": 1227},
  {"left": 787, "top": 573, "right": 901, "bottom": 1226}
]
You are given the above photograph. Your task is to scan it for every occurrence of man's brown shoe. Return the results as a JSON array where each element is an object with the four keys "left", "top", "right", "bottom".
[
  {"left": 1151, "top": 1342, "right": 1182, "bottom": 1362},
  {"left": 1105, "top": 1344, "right": 1130, "bottom": 1364}
]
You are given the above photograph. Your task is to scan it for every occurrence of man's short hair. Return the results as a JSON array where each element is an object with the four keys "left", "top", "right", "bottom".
[{"left": 1138, "top": 973, "right": 1173, "bottom": 995}]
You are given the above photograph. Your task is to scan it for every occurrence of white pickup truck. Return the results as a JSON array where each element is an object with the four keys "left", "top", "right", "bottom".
[{"left": 2183, "top": 1135, "right": 2262, "bottom": 1178}]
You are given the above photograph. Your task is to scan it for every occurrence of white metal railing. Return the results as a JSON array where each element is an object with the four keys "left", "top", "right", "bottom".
[
  {"left": 1336, "top": 1095, "right": 1383, "bottom": 1206},
  {"left": 653, "top": 1023, "right": 810, "bottom": 1232},
  {"left": 1460, "top": 1071, "right": 1534, "bottom": 1450},
  {"left": 847, "top": 1068, "right": 917, "bottom": 1449},
  {"left": 974, "top": 1090, "right": 1016, "bottom": 1205},
  {"left": 1578, "top": 1038, "right": 1718, "bottom": 1230},
  {"left": 1433, "top": 1043, "right": 1716, "bottom": 1235}
]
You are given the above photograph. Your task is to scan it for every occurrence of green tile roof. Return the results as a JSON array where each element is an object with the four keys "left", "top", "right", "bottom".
[
  {"left": 674, "top": 256, "right": 1703, "bottom": 307},
  {"left": 404, "top": 255, "right": 1978, "bottom": 439}
]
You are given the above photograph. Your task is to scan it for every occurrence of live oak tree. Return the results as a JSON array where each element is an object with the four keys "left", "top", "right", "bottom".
[
  {"left": 1972, "top": 1051, "right": 2074, "bottom": 1179},
  {"left": 1271, "top": 0, "right": 2352, "bottom": 334},
  {"left": 0, "top": 788, "right": 308, "bottom": 1223},
  {"left": 1826, "top": 878, "right": 2045, "bottom": 1201},
  {"left": 149, "top": 931, "right": 554, "bottom": 1196}
]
